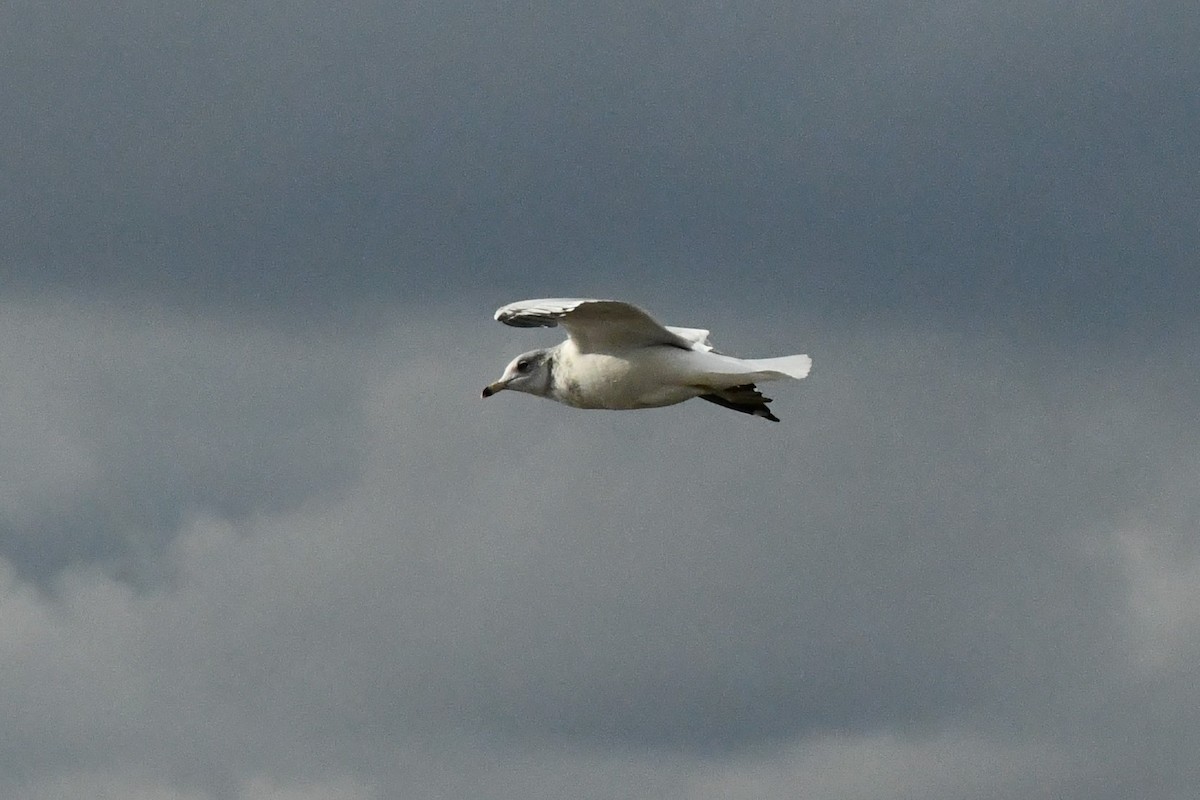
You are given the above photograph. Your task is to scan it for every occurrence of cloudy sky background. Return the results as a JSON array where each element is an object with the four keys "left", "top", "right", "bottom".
[{"left": 2, "top": 1, "right": 1198, "bottom": 798}]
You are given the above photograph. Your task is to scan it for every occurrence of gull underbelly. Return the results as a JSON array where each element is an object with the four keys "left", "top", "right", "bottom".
[
  {"left": 554, "top": 351, "right": 701, "bottom": 409},
  {"left": 554, "top": 347, "right": 785, "bottom": 410}
]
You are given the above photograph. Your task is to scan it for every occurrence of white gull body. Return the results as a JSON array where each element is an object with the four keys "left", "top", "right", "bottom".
[{"left": 482, "top": 298, "right": 811, "bottom": 421}]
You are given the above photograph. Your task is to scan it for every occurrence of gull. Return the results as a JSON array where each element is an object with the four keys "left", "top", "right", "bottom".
[{"left": 482, "top": 298, "right": 811, "bottom": 421}]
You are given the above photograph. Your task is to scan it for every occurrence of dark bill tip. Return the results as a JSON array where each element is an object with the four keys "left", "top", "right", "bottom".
[{"left": 481, "top": 386, "right": 495, "bottom": 398}]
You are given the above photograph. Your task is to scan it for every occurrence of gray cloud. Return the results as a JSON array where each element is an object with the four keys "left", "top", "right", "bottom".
[
  {"left": 3, "top": 1, "right": 1197, "bottom": 328},
  {"left": 1, "top": 1, "right": 1198, "bottom": 797},
  {"left": 1, "top": 299, "right": 1197, "bottom": 798},
  {"left": 0, "top": 301, "right": 365, "bottom": 580}
]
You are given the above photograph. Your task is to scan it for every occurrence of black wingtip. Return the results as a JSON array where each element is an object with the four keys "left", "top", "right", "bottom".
[
  {"left": 698, "top": 384, "right": 781, "bottom": 421},
  {"left": 503, "top": 317, "right": 555, "bottom": 328},
  {"left": 496, "top": 311, "right": 561, "bottom": 328}
]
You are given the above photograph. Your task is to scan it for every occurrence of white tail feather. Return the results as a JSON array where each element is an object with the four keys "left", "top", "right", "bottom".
[
  {"left": 745, "top": 354, "right": 812, "bottom": 381},
  {"left": 685, "top": 351, "right": 812, "bottom": 388}
]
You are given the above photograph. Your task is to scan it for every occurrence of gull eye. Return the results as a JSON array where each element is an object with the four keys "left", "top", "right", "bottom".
[{"left": 516, "top": 358, "right": 532, "bottom": 372}]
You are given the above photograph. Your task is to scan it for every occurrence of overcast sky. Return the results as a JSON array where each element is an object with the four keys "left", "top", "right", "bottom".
[{"left": 2, "top": 2, "right": 1198, "bottom": 799}]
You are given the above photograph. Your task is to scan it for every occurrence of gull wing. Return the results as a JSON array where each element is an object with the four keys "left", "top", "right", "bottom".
[
  {"left": 494, "top": 298, "right": 701, "bottom": 353},
  {"left": 665, "top": 326, "right": 714, "bottom": 352}
]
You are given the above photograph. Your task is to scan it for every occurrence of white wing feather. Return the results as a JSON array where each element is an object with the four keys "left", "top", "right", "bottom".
[
  {"left": 494, "top": 298, "right": 702, "bottom": 353},
  {"left": 664, "top": 326, "right": 714, "bottom": 352},
  {"left": 493, "top": 298, "right": 591, "bottom": 327},
  {"left": 492, "top": 299, "right": 807, "bottom": 376}
]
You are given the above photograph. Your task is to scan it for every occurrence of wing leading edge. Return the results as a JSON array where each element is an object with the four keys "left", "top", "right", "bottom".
[{"left": 494, "top": 298, "right": 700, "bottom": 353}]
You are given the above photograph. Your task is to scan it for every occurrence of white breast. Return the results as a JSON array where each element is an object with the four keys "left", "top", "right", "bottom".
[{"left": 551, "top": 344, "right": 704, "bottom": 410}]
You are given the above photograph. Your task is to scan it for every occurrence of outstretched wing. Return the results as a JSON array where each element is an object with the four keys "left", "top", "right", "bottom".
[{"left": 494, "top": 298, "right": 706, "bottom": 353}]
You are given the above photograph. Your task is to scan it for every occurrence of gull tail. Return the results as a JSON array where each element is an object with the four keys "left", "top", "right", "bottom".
[
  {"left": 687, "top": 351, "right": 812, "bottom": 386},
  {"left": 743, "top": 354, "right": 812, "bottom": 381}
]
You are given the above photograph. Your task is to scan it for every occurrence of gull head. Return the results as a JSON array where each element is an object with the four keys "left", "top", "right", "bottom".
[{"left": 482, "top": 348, "right": 554, "bottom": 399}]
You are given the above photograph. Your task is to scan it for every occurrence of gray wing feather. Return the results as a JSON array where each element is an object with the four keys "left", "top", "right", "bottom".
[
  {"left": 665, "top": 326, "right": 714, "bottom": 352},
  {"left": 494, "top": 298, "right": 699, "bottom": 353},
  {"left": 494, "top": 298, "right": 589, "bottom": 328}
]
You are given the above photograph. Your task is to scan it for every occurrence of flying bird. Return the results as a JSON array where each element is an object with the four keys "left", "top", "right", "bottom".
[{"left": 482, "top": 298, "right": 811, "bottom": 421}]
